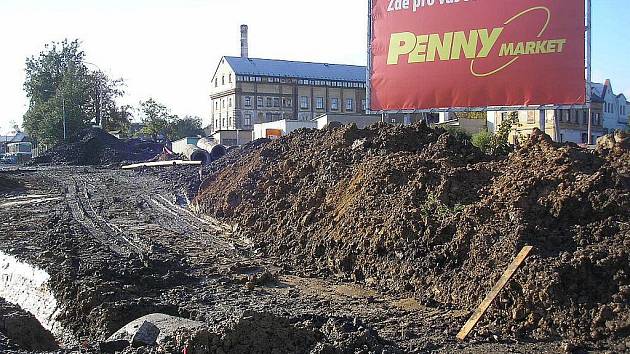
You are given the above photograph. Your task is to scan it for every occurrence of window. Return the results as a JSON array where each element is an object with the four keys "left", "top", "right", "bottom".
[
  {"left": 300, "top": 96, "right": 309, "bottom": 109},
  {"left": 229, "top": 74, "right": 232, "bottom": 83},
  {"left": 244, "top": 113, "right": 252, "bottom": 126},
  {"left": 316, "top": 97, "right": 324, "bottom": 110},
  {"left": 273, "top": 97, "right": 280, "bottom": 107},
  {"left": 228, "top": 97, "right": 232, "bottom": 107},
  {"left": 527, "top": 111, "right": 535, "bottom": 124},
  {"left": 556, "top": 110, "right": 562, "bottom": 122},
  {"left": 266, "top": 97, "right": 273, "bottom": 107},
  {"left": 222, "top": 75, "right": 225, "bottom": 85},
  {"left": 214, "top": 78, "right": 218, "bottom": 88},
  {"left": 283, "top": 98, "right": 292, "bottom": 108},
  {"left": 244, "top": 96, "right": 252, "bottom": 107},
  {"left": 257, "top": 96, "right": 263, "bottom": 108},
  {"left": 222, "top": 99, "right": 225, "bottom": 108},
  {"left": 331, "top": 98, "right": 339, "bottom": 110},
  {"left": 346, "top": 98, "right": 354, "bottom": 111},
  {"left": 265, "top": 112, "right": 273, "bottom": 121},
  {"left": 362, "top": 99, "right": 367, "bottom": 111}
]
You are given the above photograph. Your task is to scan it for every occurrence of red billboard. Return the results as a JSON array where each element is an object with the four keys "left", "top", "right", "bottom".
[{"left": 369, "top": 0, "right": 586, "bottom": 111}]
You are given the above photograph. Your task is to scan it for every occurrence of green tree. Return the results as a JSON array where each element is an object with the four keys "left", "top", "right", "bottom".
[
  {"left": 138, "top": 98, "right": 178, "bottom": 140},
  {"left": 170, "top": 115, "right": 205, "bottom": 140},
  {"left": 22, "top": 39, "right": 125, "bottom": 145}
]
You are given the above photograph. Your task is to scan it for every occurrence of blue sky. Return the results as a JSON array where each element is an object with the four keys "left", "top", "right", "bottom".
[
  {"left": 0, "top": 0, "right": 628, "bottom": 132},
  {"left": 591, "top": 0, "right": 630, "bottom": 96}
]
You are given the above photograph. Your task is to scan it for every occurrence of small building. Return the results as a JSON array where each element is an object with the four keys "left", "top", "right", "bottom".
[
  {"left": 591, "top": 79, "right": 629, "bottom": 133},
  {"left": 171, "top": 137, "right": 202, "bottom": 155},
  {"left": 314, "top": 113, "right": 430, "bottom": 130},
  {"left": 435, "top": 118, "right": 487, "bottom": 135},
  {"left": 1, "top": 131, "right": 30, "bottom": 156},
  {"left": 486, "top": 83, "right": 613, "bottom": 144},
  {"left": 7, "top": 142, "right": 32, "bottom": 162},
  {"left": 210, "top": 130, "right": 254, "bottom": 147},
  {"left": 314, "top": 114, "right": 382, "bottom": 130},
  {"left": 253, "top": 119, "right": 317, "bottom": 140}
]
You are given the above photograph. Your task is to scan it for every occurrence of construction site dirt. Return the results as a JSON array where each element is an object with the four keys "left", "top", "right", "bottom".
[{"left": 0, "top": 124, "right": 628, "bottom": 353}]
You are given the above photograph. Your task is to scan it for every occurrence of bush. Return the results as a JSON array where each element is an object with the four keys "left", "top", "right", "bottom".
[{"left": 472, "top": 131, "right": 494, "bottom": 154}]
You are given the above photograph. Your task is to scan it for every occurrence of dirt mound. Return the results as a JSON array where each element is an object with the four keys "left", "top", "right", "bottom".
[
  {"left": 167, "top": 311, "right": 398, "bottom": 353},
  {"left": 194, "top": 123, "right": 630, "bottom": 343},
  {"left": 31, "top": 128, "right": 163, "bottom": 166}
]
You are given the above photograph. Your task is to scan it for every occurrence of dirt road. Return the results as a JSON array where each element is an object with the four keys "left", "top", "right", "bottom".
[{"left": 0, "top": 166, "right": 592, "bottom": 353}]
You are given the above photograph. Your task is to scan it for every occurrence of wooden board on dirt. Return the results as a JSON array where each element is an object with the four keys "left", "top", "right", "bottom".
[{"left": 456, "top": 245, "right": 534, "bottom": 341}]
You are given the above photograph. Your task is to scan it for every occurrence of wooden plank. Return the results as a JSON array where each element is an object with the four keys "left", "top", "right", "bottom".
[
  {"left": 121, "top": 160, "right": 202, "bottom": 170},
  {"left": 456, "top": 245, "right": 534, "bottom": 341}
]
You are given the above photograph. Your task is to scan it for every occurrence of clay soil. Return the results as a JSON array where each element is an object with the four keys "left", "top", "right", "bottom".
[{"left": 0, "top": 124, "right": 627, "bottom": 353}]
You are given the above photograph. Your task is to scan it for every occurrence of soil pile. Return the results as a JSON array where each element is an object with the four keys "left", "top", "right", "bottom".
[
  {"left": 194, "top": 124, "right": 630, "bottom": 343},
  {"left": 116, "top": 311, "right": 398, "bottom": 353},
  {"left": 32, "top": 128, "right": 163, "bottom": 166}
]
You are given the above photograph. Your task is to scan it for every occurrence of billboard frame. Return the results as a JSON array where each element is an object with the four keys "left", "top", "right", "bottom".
[{"left": 366, "top": 0, "right": 592, "bottom": 114}]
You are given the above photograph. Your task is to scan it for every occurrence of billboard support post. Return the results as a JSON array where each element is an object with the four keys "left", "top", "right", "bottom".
[
  {"left": 366, "top": 0, "right": 373, "bottom": 114},
  {"left": 586, "top": 0, "right": 593, "bottom": 144}
]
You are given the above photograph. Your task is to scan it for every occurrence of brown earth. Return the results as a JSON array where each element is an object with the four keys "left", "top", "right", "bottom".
[{"left": 194, "top": 123, "right": 630, "bottom": 344}]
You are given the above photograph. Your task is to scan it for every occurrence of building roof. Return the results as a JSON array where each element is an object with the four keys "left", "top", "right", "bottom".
[
  {"left": 224, "top": 56, "right": 366, "bottom": 82},
  {"left": 0, "top": 132, "right": 28, "bottom": 144}
]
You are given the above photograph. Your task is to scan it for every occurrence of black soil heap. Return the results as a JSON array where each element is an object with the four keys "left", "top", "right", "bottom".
[
  {"left": 32, "top": 128, "right": 163, "bottom": 166},
  {"left": 195, "top": 123, "right": 630, "bottom": 342}
]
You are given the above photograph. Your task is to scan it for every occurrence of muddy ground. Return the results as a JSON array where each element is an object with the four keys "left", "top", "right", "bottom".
[{"left": 0, "top": 165, "right": 595, "bottom": 353}]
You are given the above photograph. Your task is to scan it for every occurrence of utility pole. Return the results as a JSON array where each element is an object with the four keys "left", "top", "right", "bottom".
[
  {"left": 62, "top": 96, "right": 67, "bottom": 141},
  {"left": 586, "top": 0, "right": 593, "bottom": 144}
]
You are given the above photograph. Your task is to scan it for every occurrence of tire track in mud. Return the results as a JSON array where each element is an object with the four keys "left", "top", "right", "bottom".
[{"left": 65, "top": 178, "right": 144, "bottom": 258}]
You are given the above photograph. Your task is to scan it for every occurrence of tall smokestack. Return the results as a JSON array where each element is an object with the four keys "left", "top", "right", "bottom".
[{"left": 240, "top": 25, "right": 249, "bottom": 58}]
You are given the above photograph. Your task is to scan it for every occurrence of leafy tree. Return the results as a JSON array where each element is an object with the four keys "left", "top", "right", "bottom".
[
  {"left": 137, "top": 99, "right": 205, "bottom": 141},
  {"left": 170, "top": 116, "right": 205, "bottom": 140},
  {"left": 103, "top": 104, "right": 133, "bottom": 137},
  {"left": 22, "top": 39, "right": 125, "bottom": 145},
  {"left": 138, "top": 98, "right": 177, "bottom": 140},
  {"left": 473, "top": 112, "right": 519, "bottom": 155}
]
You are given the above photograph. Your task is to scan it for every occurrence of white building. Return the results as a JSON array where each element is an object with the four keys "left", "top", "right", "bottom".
[
  {"left": 592, "top": 79, "right": 629, "bottom": 133},
  {"left": 253, "top": 119, "right": 317, "bottom": 140}
]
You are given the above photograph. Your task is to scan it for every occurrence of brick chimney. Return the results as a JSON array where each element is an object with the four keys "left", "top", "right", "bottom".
[{"left": 240, "top": 25, "right": 249, "bottom": 58}]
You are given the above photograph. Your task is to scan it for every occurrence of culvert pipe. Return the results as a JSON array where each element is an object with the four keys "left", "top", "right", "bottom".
[
  {"left": 197, "top": 138, "right": 227, "bottom": 161},
  {"left": 182, "top": 144, "right": 211, "bottom": 165}
]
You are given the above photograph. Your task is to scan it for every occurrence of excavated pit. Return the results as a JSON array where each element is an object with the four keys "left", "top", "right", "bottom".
[{"left": 0, "top": 251, "right": 75, "bottom": 348}]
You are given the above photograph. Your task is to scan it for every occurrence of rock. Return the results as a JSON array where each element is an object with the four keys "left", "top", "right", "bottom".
[
  {"left": 131, "top": 321, "right": 160, "bottom": 347},
  {"left": 108, "top": 313, "right": 205, "bottom": 347}
]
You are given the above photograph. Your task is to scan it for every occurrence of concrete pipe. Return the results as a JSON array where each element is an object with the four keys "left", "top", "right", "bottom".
[
  {"left": 197, "top": 138, "right": 227, "bottom": 161},
  {"left": 182, "top": 144, "right": 211, "bottom": 164}
]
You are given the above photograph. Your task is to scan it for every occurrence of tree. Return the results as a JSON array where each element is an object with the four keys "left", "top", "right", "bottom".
[
  {"left": 170, "top": 116, "right": 205, "bottom": 140},
  {"left": 22, "top": 39, "right": 125, "bottom": 145},
  {"left": 138, "top": 98, "right": 177, "bottom": 140},
  {"left": 137, "top": 99, "right": 205, "bottom": 141}
]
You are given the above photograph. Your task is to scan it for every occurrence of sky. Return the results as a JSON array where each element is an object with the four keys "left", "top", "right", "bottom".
[{"left": 0, "top": 0, "right": 628, "bottom": 133}]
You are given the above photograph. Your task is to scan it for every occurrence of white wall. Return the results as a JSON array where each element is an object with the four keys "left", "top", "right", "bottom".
[{"left": 253, "top": 120, "right": 316, "bottom": 140}]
